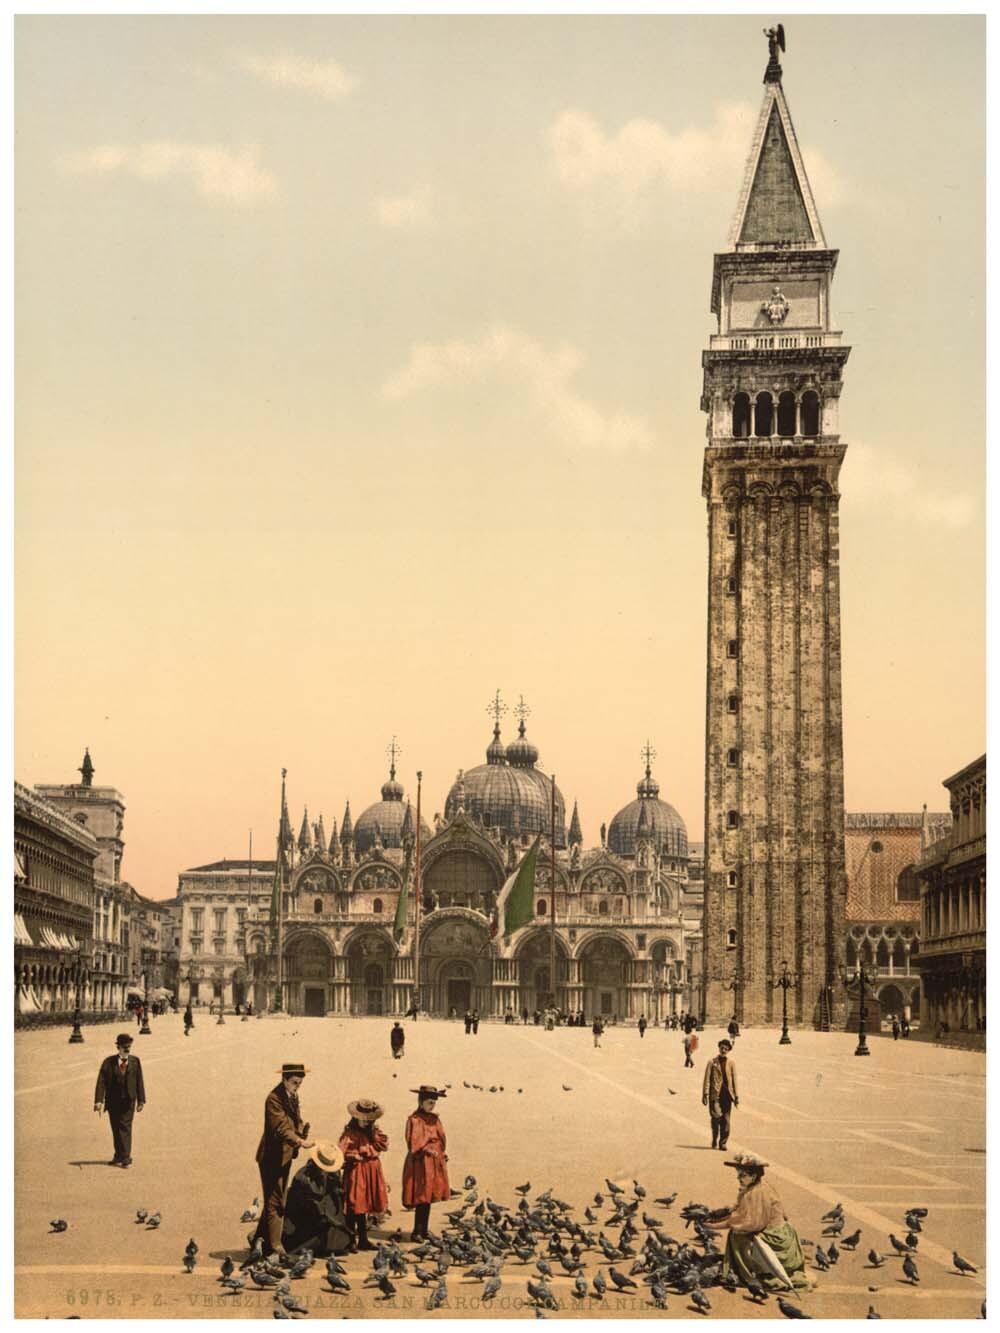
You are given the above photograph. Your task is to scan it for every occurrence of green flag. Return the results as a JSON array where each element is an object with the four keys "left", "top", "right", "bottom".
[
  {"left": 497, "top": 835, "right": 541, "bottom": 938},
  {"left": 393, "top": 877, "right": 409, "bottom": 942}
]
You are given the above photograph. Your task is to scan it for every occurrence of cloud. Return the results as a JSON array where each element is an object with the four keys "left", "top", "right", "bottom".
[
  {"left": 61, "top": 142, "right": 277, "bottom": 205},
  {"left": 235, "top": 51, "right": 358, "bottom": 101},
  {"left": 548, "top": 102, "right": 752, "bottom": 194},
  {"left": 383, "top": 327, "right": 653, "bottom": 453},
  {"left": 375, "top": 186, "right": 433, "bottom": 230},
  {"left": 848, "top": 444, "right": 975, "bottom": 529}
]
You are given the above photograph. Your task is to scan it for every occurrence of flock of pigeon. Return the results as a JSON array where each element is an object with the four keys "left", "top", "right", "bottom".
[{"left": 77, "top": 1175, "right": 971, "bottom": 1319}]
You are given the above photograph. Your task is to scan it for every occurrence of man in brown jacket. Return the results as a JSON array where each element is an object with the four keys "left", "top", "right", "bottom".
[
  {"left": 253, "top": 1062, "right": 314, "bottom": 1256},
  {"left": 702, "top": 1038, "right": 739, "bottom": 1151}
]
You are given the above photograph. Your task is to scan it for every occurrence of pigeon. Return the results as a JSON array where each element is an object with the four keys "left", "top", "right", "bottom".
[
  {"left": 374, "top": 1274, "right": 396, "bottom": 1300},
  {"left": 515, "top": 1183, "right": 532, "bottom": 1195},
  {"left": 867, "top": 1307, "right": 881, "bottom": 1319},
  {"left": 325, "top": 1273, "right": 351, "bottom": 1294},
  {"left": 241, "top": 1238, "right": 265, "bottom": 1270},
  {"left": 813, "top": 1248, "right": 830, "bottom": 1271},
  {"left": 49, "top": 1220, "right": 68, "bottom": 1233},
  {"left": 953, "top": 1252, "right": 978, "bottom": 1275},
  {"left": 667, "top": 1088, "right": 677, "bottom": 1096},
  {"left": 821, "top": 1204, "right": 843, "bottom": 1221},
  {"left": 888, "top": 1234, "right": 910, "bottom": 1256},
  {"left": 593, "top": 1192, "right": 604, "bottom": 1206},
  {"left": 482, "top": 1276, "right": 501, "bottom": 1302},
  {"left": 426, "top": 1281, "right": 447, "bottom": 1311},
  {"left": 135, "top": 1210, "right": 148, "bottom": 1224},
  {"left": 146, "top": 1212, "right": 161, "bottom": 1229},
  {"left": 822, "top": 1217, "right": 844, "bottom": 1236},
  {"left": 827, "top": 1243, "right": 839, "bottom": 1265},
  {"left": 720, "top": 1273, "right": 738, "bottom": 1294},
  {"left": 746, "top": 1278, "right": 768, "bottom": 1304},
  {"left": 464, "top": 1175, "right": 476, "bottom": 1189},
  {"left": 251, "top": 1268, "right": 281, "bottom": 1288},
  {"left": 605, "top": 1180, "right": 625, "bottom": 1196},
  {"left": 904, "top": 1213, "right": 923, "bottom": 1233},
  {"left": 562, "top": 1085, "right": 573, "bottom": 1092},
  {"left": 221, "top": 1276, "right": 246, "bottom": 1294},
  {"left": 220, "top": 1256, "right": 234, "bottom": 1280},
  {"left": 272, "top": 1305, "right": 290, "bottom": 1317},
  {"left": 633, "top": 1181, "right": 646, "bottom": 1199},
  {"left": 325, "top": 1257, "right": 348, "bottom": 1276},
  {"left": 276, "top": 1290, "right": 308, "bottom": 1315},
  {"left": 654, "top": 1194, "right": 677, "bottom": 1208},
  {"left": 572, "top": 1275, "right": 588, "bottom": 1301},
  {"left": 535, "top": 1258, "right": 553, "bottom": 1278},
  {"left": 902, "top": 1255, "right": 919, "bottom": 1285},
  {"left": 609, "top": 1267, "right": 637, "bottom": 1290},
  {"left": 907, "top": 1207, "right": 928, "bottom": 1218},
  {"left": 534, "top": 1309, "right": 548, "bottom": 1320},
  {"left": 592, "top": 1271, "right": 607, "bottom": 1298},
  {"left": 867, "top": 1249, "right": 885, "bottom": 1268},
  {"left": 778, "top": 1297, "right": 811, "bottom": 1318},
  {"left": 690, "top": 1288, "right": 711, "bottom": 1315},
  {"left": 842, "top": 1229, "right": 862, "bottom": 1250},
  {"left": 905, "top": 1232, "right": 919, "bottom": 1250}
]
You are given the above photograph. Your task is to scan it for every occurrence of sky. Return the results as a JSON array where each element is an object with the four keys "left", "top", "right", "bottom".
[{"left": 14, "top": 15, "right": 985, "bottom": 900}]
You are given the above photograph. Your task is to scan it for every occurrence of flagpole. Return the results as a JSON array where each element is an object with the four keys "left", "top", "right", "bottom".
[
  {"left": 274, "top": 767, "right": 286, "bottom": 1013},
  {"left": 414, "top": 771, "right": 423, "bottom": 1014},
  {"left": 550, "top": 774, "right": 557, "bottom": 1012},
  {"left": 245, "top": 828, "right": 252, "bottom": 1018}
]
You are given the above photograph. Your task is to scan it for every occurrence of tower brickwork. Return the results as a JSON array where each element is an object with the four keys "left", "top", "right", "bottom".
[{"left": 701, "top": 47, "right": 849, "bottom": 1028}]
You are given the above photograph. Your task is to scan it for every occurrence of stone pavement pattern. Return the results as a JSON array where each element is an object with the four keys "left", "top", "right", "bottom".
[{"left": 15, "top": 1016, "right": 986, "bottom": 1319}]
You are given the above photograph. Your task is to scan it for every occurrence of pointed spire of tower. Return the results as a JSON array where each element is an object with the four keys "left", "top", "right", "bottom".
[
  {"left": 637, "top": 798, "right": 651, "bottom": 837},
  {"left": 78, "top": 748, "right": 94, "bottom": 787},
  {"left": 327, "top": 815, "right": 338, "bottom": 857},
  {"left": 341, "top": 801, "right": 353, "bottom": 844},
  {"left": 315, "top": 813, "right": 327, "bottom": 851},
  {"left": 401, "top": 799, "right": 414, "bottom": 843},
  {"left": 568, "top": 800, "right": 583, "bottom": 847},
  {"left": 920, "top": 803, "right": 930, "bottom": 853},
  {"left": 279, "top": 770, "right": 294, "bottom": 855},
  {"left": 298, "top": 808, "right": 312, "bottom": 853}
]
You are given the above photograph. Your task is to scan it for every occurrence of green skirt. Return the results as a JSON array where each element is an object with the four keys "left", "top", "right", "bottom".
[{"left": 723, "top": 1222, "right": 811, "bottom": 1290}]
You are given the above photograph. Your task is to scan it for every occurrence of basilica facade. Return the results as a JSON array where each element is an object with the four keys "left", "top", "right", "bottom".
[{"left": 177, "top": 719, "right": 701, "bottom": 1021}]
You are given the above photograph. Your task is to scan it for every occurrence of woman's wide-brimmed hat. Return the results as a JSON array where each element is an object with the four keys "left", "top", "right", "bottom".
[
  {"left": 347, "top": 1098, "right": 385, "bottom": 1119},
  {"left": 278, "top": 1062, "right": 310, "bottom": 1077},
  {"left": 308, "top": 1140, "right": 344, "bottom": 1174},
  {"left": 724, "top": 1152, "right": 768, "bottom": 1171},
  {"left": 411, "top": 1085, "right": 446, "bottom": 1100}
]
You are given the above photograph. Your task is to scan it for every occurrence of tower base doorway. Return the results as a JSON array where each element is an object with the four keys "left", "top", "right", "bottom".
[{"left": 303, "top": 986, "right": 327, "bottom": 1017}]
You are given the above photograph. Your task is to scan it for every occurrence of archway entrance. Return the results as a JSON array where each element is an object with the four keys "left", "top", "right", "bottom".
[
  {"left": 284, "top": 933, "right": 333, "bottom": 1016},
  {"left": 422, "top": 914, "right": 493, "bottom": 1015},
  {"left": 346, "top": 931, "right": 393, "bottom": 1015},
  {"left": 514, "top": 930, "right": 569, "bottom": 1014},
  {"left": 579, "top": 935, "right": 633, "bottom": 1020}
]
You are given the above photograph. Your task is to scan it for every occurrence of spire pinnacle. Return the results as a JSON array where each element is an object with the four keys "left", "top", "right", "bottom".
[
  {"left": 763, "top": 22, "right": 785, "bottom": 84},
  {"left": 78, "top": 748, "right": 94, "bottom": 787},
  {"left": 568, "top": 800, "right": 583, "bottom": 847},
  {"left": 298, "top": 808, "right": 313, "bottom": 853},
  {"left": 386, "top": 735, "right": 400, "bottom": 781}
]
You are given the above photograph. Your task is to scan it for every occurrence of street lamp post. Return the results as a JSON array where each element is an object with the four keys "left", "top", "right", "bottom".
[
  {"left": 722, "top": 971, "right": 743, "bottom": 1025},
  {"left": 139, "top": 974, "right": 152, "bottom": 1035},
  {"left": 68, "top": 944, "right": 85, "bottom": 1044},
  {"left": 769, "top": 960, "right": 797, "bottom": 1045},
  {"left": 840, "top": 959, "right": 878, "bottom": 1056}
]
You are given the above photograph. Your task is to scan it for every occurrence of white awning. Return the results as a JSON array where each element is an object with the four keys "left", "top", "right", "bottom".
[
  {"left": 17, "top": 985, "right": 41, "bottom": 1013},
  {"left": 14, "top": 850, "right": 27, "bottom": 883},
  {"left": 14, "top": 914, "right": 32, "bottom": 947}
]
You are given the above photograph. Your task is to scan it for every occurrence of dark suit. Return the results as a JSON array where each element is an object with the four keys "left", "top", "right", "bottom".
[
  {"left": 254, "top": 1084, "right": 306, "bottom": 1252},
  {"left": 95, "top": 1053, "right": 146, "bottom": 1163},
  {"left": 702, "top": 1054, "right": 738, "bottom": 1149}
]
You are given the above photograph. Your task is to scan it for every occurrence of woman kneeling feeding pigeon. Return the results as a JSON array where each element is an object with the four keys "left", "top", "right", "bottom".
[
  {"left": 713, "top": 1153, "right": 810, "bottom": 1291},
  {"left": 282, "top": 1141, "right": 353, "bottom": 1256},
  {"left": 338, "top": 1098, "right": 390, "bottom": 1251}
]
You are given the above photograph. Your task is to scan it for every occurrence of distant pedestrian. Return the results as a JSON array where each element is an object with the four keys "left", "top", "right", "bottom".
[
  {"left": 683, "top": 1031, "right": 697, "bottom": 1067},
  {"left": 339, "top": 1098, "right": 389, "bottom": 1252},
  {"left": 246, "top": 1000, "right": 253, "bottom": 1017},
  {"left": 592, "top": 1017, "right": 604, "bottom": 1049},
  {"left": 464, "top": 1010, "right": 473, "bottom": 1035},
  {"left": 703, "top": 1039, "right": 738, "bottom": 1151},
  {"left": 94, "top": 1032, "right": 145, "bottom": 1168},
  {"left": 684, "top": 1013, "right": 696, "bottom": 1034},
  {"left": 891, "top": 1016, "right": 900, "bottom": 1041},
  {"left": 390, "top": 1021, "right": 405, "bottom": 1059},
  {"left": 728, "top": 1017, "right": 740, "bottom": 1042},
  {"left": 405, "top": 1001, "right": 419, "bottom": 1020},
  {"left": 638, "top": 1016, "right": 647, "bottom": 1039},
  {"left": 901, "top": 1016, "right": 910, "bottom": 1039},
  {"left": 183, "top": 1003, "right": 193, "bottom": 1036},
  {"left": 402, "top": 1085, "right": 450, "bottom": 1241},
  {"left": 521, "top": 1006, "right": 529, "bottom": 1025},
  {"left": 471, "top": 1010, "right": 480, "bottom": 1035},
  {"left": 253, "top": 1062, "right": 314, "bottom": 1258}
]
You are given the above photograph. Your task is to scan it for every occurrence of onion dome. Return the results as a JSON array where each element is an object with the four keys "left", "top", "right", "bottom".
[
  {"left": 445, "top": 721, "right": 567, "bottom": 846},
  {"left": 607, "top": 759, "right": 688, "bottom": 860},
  {"left": 355, "top": 764, "right": 430, "bottom": 854}
]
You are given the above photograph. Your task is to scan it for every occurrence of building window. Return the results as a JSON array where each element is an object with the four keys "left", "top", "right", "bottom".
[
  {"left": 727, "top": 519, "right": 738, "bottom": 539},
  {"left": 727, "top": 748, "right": 740, "bottom": 767},
  {"left": 214, "top": 909, "right": 226, "bottom": 933},
  {"left": 777, "top": 390, "right": 797, "bottom": 436},
  {"left": 598, "top": 900, "right": 609, "bottom": 916},
  {"left": 373, "top": 899, "right": 383, "bottom": 914},
  {"left": 536, "top": 899, "right": 547, "bottom": 917},
  {"left": 727, "top": 810, "right": 740, "bottom": 829},
  {"left": 314, "top": 898, "right": 323, "bottom": 914},
  {"left": 727, "top": 693, "right": 739, "bottom": 714},
  {"left": 896, "top": 865, "right": 920, "bottom": 902},
  {"left": 191, "top": 909, "right": 204, "bottom": 932},
  {"left": 732, "top": 392, "right": 751, "bottom": 438},
  {"left": 871, "top": 841, "right": 883, "bottom": 854},
  {"left": 754, "top": 391, "right": 774, "bottom": 437},
  {"left": 727, "top": 639, "right": 739, "bottom": 658},
  {"left": 801, "top": 390, "right": 820, "bottom": 436},
  {"left": 727, "top": 928, "right": 737, "bottom": 949},
  {"left": 727, "top": 871, "right": 738, "bottom": 889},
  {"left": 637, "top": 934, "right": 646, "bottom": 950},
  {"left": 726, "top": 575, "right": 738, "bottom": 594},
  {"left": 213, "top": 940, "right": 224, "bottom": 955}
]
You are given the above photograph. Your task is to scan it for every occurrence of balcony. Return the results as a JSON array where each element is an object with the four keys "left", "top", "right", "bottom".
[{"left": 709, "top": 330, "right": 842, "bottom": 352}]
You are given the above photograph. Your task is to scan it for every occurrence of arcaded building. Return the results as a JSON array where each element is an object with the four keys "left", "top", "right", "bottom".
[{"left": 176, "top": 718, "right": 702, "bottom": 1020}]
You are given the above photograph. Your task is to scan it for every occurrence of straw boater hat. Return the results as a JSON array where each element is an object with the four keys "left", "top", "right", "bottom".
[
  {"left": 724, "top": 1152, "right": 768, "bottom": 1172},
  {"left": 411, "top": 1085, "right": 446, "bottom": 1100},
  {"left": 278, "top": 1062, "right": 310, "bottom": 1077},
  {"left": 308, "top": 1140, "right": 344, "bottom": 1174},
  {"left": 347, "top": 1097, "right": 384, "bottom": 1119}
]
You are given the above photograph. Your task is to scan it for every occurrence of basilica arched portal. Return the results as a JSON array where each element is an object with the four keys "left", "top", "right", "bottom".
[
  {"left": 421, "top": 911, "right": 493, "bottom": 1014},
  {"left": 578, "top": 933, "right": 634, "bottom": 1020},
  {"left": 345, "top": 929, "right": 395, "bottom": 1015},
  {"left": 514, "top": 929, "right": 569, "bottom": 1013},
  {"left": 284, "top": 931, "right": 333, "bottom": 1017}
]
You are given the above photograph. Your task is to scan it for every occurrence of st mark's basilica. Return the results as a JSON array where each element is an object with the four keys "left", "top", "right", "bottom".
[{"left": 177, "top": 704, "right": 702, "bottom": 1022}]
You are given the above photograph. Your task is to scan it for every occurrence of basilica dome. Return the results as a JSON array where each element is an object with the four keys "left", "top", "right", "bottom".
[
  {"left": 354, "top": 767, "right": 430, "bottom": 854},
  {"left": 445, "top": 723, "right": 566, "bottom": 846},
  {"left": 607, "top": 763, "right": 688, "bottom": 862}
]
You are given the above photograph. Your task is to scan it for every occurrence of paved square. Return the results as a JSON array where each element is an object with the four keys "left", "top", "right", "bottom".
[{"left": 15, "top": 1016, "right": 985, "bottom": 1319}]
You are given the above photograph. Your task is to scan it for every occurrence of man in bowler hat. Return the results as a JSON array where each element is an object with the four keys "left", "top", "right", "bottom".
[
  {"left": 702, "top": 1038, "right": 739, "bottom": 1150},
  {"left": 253, "top": 1062, "right": 314, "bottom": 1257},
  {"left": 94, "top": 1033, "right": 146, "bottom": 1167}
]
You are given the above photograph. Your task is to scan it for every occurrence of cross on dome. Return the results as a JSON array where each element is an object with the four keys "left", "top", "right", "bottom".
[{"left": 486, "top": 689, "right": 507, "bottom": 727}]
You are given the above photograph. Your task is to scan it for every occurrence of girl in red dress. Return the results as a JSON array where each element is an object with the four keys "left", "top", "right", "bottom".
[
  {"left": 338, "top": 1098, "right": 389, "bottom": 1251},
  {"left": 402, "top": 1085, "right": 450, "bottom": 1241}
]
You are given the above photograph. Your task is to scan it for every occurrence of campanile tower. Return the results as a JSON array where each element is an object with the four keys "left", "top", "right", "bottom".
[{"left": 701, "top": 32, "right": 849, "bottom": 1028}]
